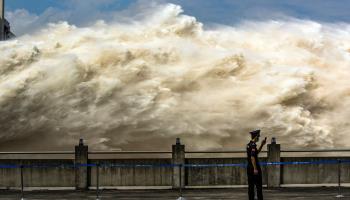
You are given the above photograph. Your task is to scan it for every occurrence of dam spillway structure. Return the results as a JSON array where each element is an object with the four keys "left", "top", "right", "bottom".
[{"left": 0, "top": 0, "right": 14, "bottom": 41}]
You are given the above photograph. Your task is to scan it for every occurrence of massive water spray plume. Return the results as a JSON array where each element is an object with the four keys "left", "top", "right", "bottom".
[{"left": 0, "top": 4, "right": 350, "bottom": 150}]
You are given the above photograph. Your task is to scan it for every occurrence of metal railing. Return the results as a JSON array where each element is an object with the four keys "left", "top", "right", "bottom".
[
  {"left": 0, "top": 151, "right": 74, "bottom": 154},
  {"left": 89, "top": 151, "right": 172, "bottom": 154},
  {"left": 186, "top": 150, "right": 267, "bottom": 154},
  {"left": 0, "top": 148, "right": 350, "bottom": 155},
  {"left": 281, "top": 149, "right": 350, "bottom": 153},
  {"left": 3, "top": 159, "right": 348, "bottom": 200}
]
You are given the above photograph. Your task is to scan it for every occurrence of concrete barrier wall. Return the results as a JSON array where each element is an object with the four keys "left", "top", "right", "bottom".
[
  {"left": 186, "top": 158, "right": 267, "bottom": 186},
  {"left": 0, "top": 139, "right": 349, "bottom": 189},
  {"left": 0, "top": 157, "right": 348, "bottom": 188},
  {"left": 89, "top": 159, "right": 172, "bottom": 186},
  {"left": 0, "top": 159, "right": 75, "bottom": 188},
  {"left": 282, "top": 157, "right": 350, "bottom": 184}
]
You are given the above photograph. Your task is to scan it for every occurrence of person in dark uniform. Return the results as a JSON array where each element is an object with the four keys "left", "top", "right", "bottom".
[{"left": 247, "top": 129, "right": 266, "bottom": 200}]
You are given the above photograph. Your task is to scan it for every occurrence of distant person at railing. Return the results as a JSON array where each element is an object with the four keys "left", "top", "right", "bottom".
[{"left": 246, "top": 129, "right": 266, "bottom": 200}]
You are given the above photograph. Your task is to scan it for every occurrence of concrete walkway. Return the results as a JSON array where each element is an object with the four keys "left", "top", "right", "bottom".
[{"left": 0, "top": 188, "right": 349, "bottom": 200}]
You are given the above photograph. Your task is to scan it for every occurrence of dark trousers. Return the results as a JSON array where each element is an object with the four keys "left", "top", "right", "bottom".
[{"left": 247, "top": 171, "right": 263, "bottom": 200}]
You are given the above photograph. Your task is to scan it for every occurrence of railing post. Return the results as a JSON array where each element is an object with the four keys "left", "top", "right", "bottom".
[
  {"left": 172, "top": 138, "right": 185, "bottom": 189},
  {"left": 75, "top": 138, "right": 89, "bottom": 190},
  {"left": 267, "top": 137, "right": 281, "bottom": 188},
  {"left": 20, "top": 165, "right": 24, "bottom": 200},
  {"left": 179, "top": 164, "right": 183, "bottom": 198},
  {"left": 336, "top": 159, "right": 344, "bottom": 198},
  {"left": 96, "top": 163, "right": 100, "bottom": 200}
]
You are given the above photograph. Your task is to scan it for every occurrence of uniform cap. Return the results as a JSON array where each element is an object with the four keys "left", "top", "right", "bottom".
[{"left": 249, "top": 129, "right": 261, "bottom": 137}]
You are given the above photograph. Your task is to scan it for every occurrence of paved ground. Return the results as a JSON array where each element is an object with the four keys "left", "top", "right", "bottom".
[{"left": 1, "top": 188, "right": 350, "bottom": 200}]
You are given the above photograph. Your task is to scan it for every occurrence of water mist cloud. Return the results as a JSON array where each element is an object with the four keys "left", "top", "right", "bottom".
[{"left": 1, "top": 3, "right": 350, "bottom": 150}]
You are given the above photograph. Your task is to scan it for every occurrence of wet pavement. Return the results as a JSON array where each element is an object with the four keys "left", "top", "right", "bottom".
[{"left": 1, "top": 187, "right": 350, "bottom": 199}]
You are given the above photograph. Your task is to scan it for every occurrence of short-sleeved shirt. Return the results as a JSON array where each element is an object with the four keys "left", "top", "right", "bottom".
[{"left": 246, "top": 141, "right": 260, "bottom": 169}]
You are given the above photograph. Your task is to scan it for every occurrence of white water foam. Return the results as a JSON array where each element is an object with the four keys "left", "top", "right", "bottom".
[{"left": 0, "top": 4, "right": 350, "bottom": 150}]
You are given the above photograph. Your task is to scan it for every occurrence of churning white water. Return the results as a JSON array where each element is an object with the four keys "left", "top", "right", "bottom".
[{"left": 1, "top": 4, "right": 350, "bottom": 150}]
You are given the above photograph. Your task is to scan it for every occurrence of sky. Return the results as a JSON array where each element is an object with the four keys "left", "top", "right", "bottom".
[{"left": 4, "top": 0, "right": 350, "bottom": 35}]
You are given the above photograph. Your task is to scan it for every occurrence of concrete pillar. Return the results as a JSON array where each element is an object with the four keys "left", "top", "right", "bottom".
[
  {"left": 267, "top": 137, "right": 281, "bottom": 188},
  {"left": 172, "top": 138, "right": 185, "bottom": 189},
  {"left": 75, "top": 138, "right": 89, "bottom": 190},
  {"left": 0, "top": 0, "right": 4, "bottom": 41}
]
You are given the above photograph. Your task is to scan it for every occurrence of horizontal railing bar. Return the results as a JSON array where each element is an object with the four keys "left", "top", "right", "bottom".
[
  {"left": 187, "top": 149, "right": 350, "bottom": 153},
  {"left": 0, "top": 151, "right": 74, "bottom": 154},
  {"left": 185, "top": 151, "right": 267, "bottom": 154},
  {"left": 281, "top": 149, "right": 350, "bottom": 152},
  {"left": 89, "top": 151, "right": 172, "bottom": 154},
  {"left": 1, "top": 149, "right": 350, "bottom": 155}
]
